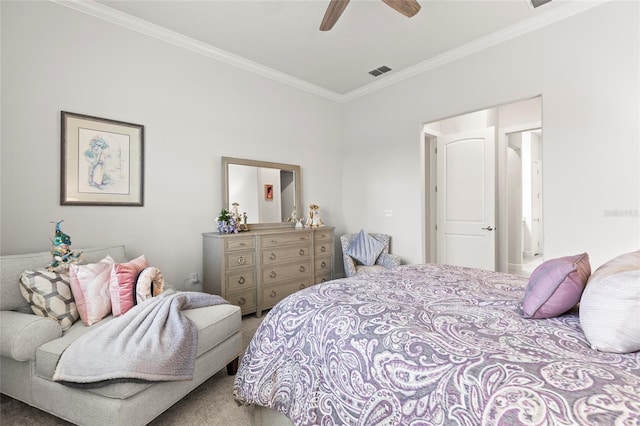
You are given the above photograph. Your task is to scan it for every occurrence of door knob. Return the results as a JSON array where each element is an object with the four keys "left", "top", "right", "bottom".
[{"left": 482, "top": 226, "right": 494, "bottom": 231}]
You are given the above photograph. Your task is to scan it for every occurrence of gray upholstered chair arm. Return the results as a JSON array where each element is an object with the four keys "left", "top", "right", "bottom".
[
  {"left": 0, "top": 311, "right": 62, "bottom": 361},
  {"left": 342, "top": 254, "right": 358, "bottom": 278},
  {"left": 376, "top": 253, "right": 401, "bottom": 269}
]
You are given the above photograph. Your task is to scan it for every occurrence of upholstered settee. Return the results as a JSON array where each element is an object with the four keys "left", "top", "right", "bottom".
[{"left": 0, "top": 245, "right": 242, "bottom": 426}]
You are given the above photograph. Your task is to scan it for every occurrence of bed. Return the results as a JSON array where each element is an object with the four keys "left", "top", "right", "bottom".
[{"left": 233, "top": 264, "right": 640, "bottom": 425}]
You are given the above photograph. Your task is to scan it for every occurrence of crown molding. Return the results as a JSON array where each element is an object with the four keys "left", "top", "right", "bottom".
[
  {"left": 50, "top": 0, "right": 344, "bottom": 102},
  {"left": 52, "top": 0, "right": 608, "bottom": 104},
  {"left": 342, "top": 0, "right": 609, "bottom": 102}
]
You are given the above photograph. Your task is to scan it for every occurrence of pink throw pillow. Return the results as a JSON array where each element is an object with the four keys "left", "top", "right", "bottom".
[
  {"left": 522, "top": 253, "right": 591, "bottom": 319},
  {"left": 69, "top": 256, "right": 115, "bottom": 326},
  {"left": 109, "top": 255, "right": 149, "bottom": 316}
]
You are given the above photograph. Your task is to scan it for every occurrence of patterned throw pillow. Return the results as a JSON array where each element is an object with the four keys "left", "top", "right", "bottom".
[
  {"left": 346, "top": 229, "right": 385, "bottom": 266},
  {"left": 135, "top": 266, "right": 166, "bottom": 304},
  {"left": 69, "top": 255, "right": 114, "bottom": 326},
  {"left": 109, "top": 255, "right": 149, "bottom": 316},
  {"left": 19, "top": 270, "right": 79, "bottom": 331}
]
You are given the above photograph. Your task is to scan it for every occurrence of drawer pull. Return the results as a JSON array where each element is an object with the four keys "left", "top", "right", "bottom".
[
  {"left": 238, "top": 297, "right": 246, "bottom": 305},
  {"left": 270, "top": 290, "right": 277, "bottom": 298},
  {"left": 238, "top": 276, "right": 245, "bottom": 285},
  {"left": 299, "top": 249, "right": 305, "bottom": 256},
  {"left": 321, "top": 261, "right": 327, "bottom": 268},
  {"left": 239, "top": 242, "right": 246, "bottom": 246},
  {"left": 269, "top": 252, "right": 276, "bottom": 260},
  {"left": 299, "top": 266, "right": 306, "bottom": 273},
  {"left": 237, "top": 256, "right": 246, "bottom": 265},
  {"left": 320, "top": 246, "right": 326, "bottom": 253},
  {"left": 300, "top": 283, "right": 306, "bottom": 289},
  {"left": 270, "top": 271, "right": 277, "bottom": 279}
]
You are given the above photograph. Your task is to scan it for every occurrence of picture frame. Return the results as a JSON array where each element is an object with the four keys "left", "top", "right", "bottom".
[
  {"left": 265, "top": 184, "right": 274, "bottom": 200},
  {"left": 61, "top": 111, "right": 144, "bottom": 206}
]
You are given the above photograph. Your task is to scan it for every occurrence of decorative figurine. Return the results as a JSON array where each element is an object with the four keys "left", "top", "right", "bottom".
[
  {"left": 239, "top": 212, "right": 249, "bottom": 232},
  {"left": 308, "top": 204, "right": 324, "bottom": 228},
  {"left": 230, "top": 202, "right": 241, "bottom": 223},
  {"left": 47, "top": 220, "right": 82, "bottom": 272},
  {"left": 289, "top": 207, "right": 302, "bottom": 228}
]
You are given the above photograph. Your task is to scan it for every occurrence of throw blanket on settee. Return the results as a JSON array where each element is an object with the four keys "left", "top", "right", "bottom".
[{"left": 53, "top": 291, "right": 228, "bottom": 387}]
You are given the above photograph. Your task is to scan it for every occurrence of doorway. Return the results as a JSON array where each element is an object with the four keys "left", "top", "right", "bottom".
[
  {"left": 423, "top": 96, "right": 542, "bottom": 275},
  {"left": 507, "top": 129, "right": 544, "bottom": 275}
]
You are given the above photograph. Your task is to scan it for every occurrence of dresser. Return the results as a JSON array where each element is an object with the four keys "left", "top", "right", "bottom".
[{"left": 203, "top": 227, "right": 334, "bottom": 316}]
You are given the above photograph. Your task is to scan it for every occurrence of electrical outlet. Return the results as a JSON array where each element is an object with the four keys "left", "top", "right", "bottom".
[
  {"left": 188, "top": 272, "right": 199, "bottom": 284},
  {"left": 384, "top": 210, "right": 393, "bottom": 217}
]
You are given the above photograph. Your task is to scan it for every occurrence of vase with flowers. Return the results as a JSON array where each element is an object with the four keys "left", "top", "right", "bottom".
[{"left": 216, "top": 208, "right": 238, "bottom": 234}]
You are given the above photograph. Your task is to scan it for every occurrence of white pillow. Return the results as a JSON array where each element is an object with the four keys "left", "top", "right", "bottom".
[{"left": 579, "top": 250, "right": 640, "bottom": 353}]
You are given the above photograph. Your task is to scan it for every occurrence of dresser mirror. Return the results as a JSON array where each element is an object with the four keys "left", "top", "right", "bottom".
[{"left": 222, "top": 157, "right": 300, "bottom": 228}]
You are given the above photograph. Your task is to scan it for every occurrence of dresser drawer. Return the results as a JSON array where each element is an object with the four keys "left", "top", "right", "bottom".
[
  {"left": 314, "top": 230, "right": 333, "bottom": 242},
  {"left": 226, "top": 289, "right": 257, "bottom": 315},
  {"left": 314, "top": 241, "right": 332, "bottom": 256},
  {"left": 315, "top": 271, "right": 332, "bottom": 284},
  {"left": 262, "top": 260, "right": 311, "bottom": 285},
  {"left": 315, "top": 256, "right": 332, "bottom": 273},
  {"left": 261, "top": 233, "right": 310, "bottom": 248},
  {"left": 225, "top": 269, "right": 256, "bottom": 293},
  {"left": 225, "top": 251, "right": 255, "bottom": 270},
  {"left": 225, "top": 237, "right": 255, "bottom": 251},
  {"left": 262, "top": 244, "right": 311, "bottom": 265},
  {"left": 261, "top": 278, "right": 312, "bottom": 309}
]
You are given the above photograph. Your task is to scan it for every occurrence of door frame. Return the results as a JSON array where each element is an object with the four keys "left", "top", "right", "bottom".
[
  {"left": 498, "top": 122, "right": 541, "bottom": 273},
  {"left": 423, "top": 120, "right": 542, "bottom": 272}
]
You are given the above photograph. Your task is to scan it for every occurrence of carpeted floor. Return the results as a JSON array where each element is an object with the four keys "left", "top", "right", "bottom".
[{"left": 0, "top": 313, "right": 264, "bottom": 426}]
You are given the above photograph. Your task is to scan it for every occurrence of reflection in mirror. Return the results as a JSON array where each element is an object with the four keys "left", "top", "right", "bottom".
[{"left": 222, "top": 157, "right": 300, "bottom": 226}]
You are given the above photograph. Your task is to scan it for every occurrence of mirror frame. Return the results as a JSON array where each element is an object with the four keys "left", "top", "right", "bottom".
[{"left": 222, "top": 156, "right": 301, "bottom": 229}]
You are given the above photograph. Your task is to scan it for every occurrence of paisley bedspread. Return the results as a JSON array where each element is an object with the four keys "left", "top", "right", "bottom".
[{"left": 233, "top": 264, "right": 640, "bottom": 425}]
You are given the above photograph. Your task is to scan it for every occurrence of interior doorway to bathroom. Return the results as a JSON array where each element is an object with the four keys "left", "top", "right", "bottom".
[
  {"left": 507, "top": 128, "right": 544, "bottom": 275},
  {"left": 423, "top": 96, "right": 543, "bottom": 275}
]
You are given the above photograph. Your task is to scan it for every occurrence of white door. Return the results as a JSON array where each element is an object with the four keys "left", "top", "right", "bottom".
[{"left": 437, "top": 127, "right": 496, "bottom": 270}]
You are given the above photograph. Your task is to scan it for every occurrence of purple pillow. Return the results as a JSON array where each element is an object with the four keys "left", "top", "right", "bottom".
[{"left": 522, "top": 253, "right": 591, "bottom": 319}]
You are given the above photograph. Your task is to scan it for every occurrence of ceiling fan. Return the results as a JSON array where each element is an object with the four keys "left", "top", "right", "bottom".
[{"left": 320, "top": 0, "right": 422, "bottom": 31}]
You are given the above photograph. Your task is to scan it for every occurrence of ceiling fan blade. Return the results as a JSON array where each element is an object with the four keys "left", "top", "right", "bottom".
[
  {"left": 320, "top": 0, "right": 350, "bottom": 31},
  {"left": 381, "top": 0, "right": 421, "bottom": 18}
]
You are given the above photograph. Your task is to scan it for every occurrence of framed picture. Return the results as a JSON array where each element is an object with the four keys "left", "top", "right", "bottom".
[
  {"left": 265, "top": 184, "right": 274, "bottom": 200},
  {"left": 61, "top": 111, "right": 144, "bottom": 206}
]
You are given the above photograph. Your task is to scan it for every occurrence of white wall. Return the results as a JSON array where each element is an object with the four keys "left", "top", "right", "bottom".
[
  {"left": 0, "top": 1, "right": 344, "bottom": 288},
  {"left": 2, "top": 1, "right": 638, "bottom": 283},
  {"left": 341, "top": 1, "right": 639, "bottom": 269}
]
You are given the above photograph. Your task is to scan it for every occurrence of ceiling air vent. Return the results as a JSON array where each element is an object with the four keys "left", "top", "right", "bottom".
[{"left": 368, "top": 65, "right": 392, "bottom": 77}]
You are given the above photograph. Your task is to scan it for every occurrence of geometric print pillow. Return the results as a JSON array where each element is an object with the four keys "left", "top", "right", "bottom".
[{"left": 19, "top": 270, "right": 79, "bottom": 331}]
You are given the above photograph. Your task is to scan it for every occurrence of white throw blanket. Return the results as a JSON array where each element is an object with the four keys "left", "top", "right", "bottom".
[{"left": 53, "top": 291, "right": 228, "bottom": 387}]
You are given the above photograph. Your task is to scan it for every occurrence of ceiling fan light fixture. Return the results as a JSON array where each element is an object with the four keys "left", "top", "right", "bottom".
[
  {"left": 320, "top": 0, "right": 421, "bottom": 31},
  {"left": 369, "top": 65, "right": 392, "bottom": 77}
]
